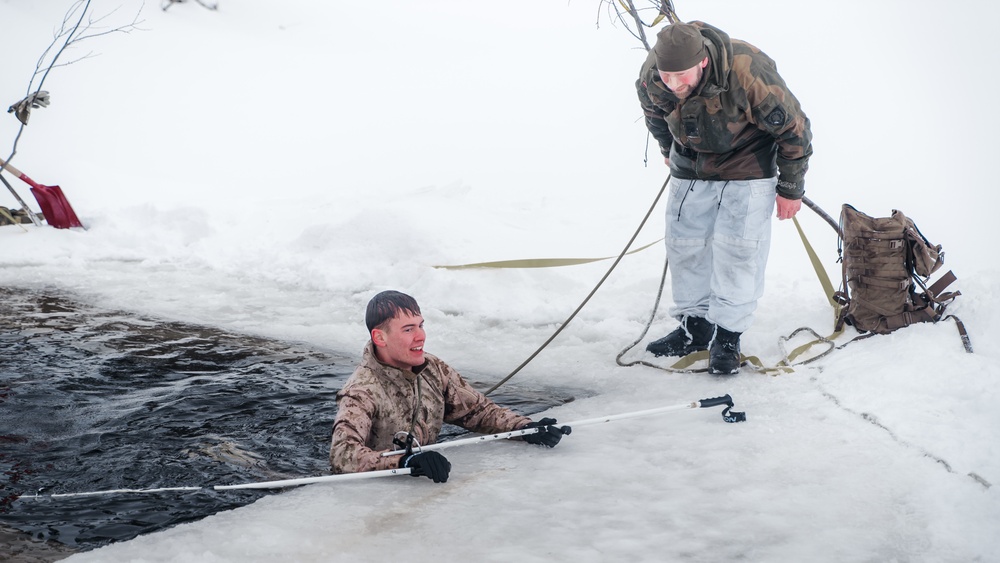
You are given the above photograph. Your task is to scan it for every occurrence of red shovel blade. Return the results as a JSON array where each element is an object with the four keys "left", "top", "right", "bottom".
[{"left": 30, "top": 184, "right": 83, "bottom": 229}]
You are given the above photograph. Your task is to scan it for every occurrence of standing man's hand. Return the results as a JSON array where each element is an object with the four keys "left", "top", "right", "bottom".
[
  {"left": 776, "top": 195, "right": 801, "bottom": 220},
  {"left": 664, "top": 157, "right": 671, "bottom": 167}
]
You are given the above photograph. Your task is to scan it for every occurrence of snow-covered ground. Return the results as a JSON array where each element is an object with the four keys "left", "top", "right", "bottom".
[{"left": 2, "top": 1, "right": 997, "bottom": 561}]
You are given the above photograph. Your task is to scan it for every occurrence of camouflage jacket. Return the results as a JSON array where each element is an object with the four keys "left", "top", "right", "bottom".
[
  {"left": 636, "top": 21, "right": 812, "bottom": 199},
  {"left": 329, "top": 342, "right": 531, "bottom": 473}
]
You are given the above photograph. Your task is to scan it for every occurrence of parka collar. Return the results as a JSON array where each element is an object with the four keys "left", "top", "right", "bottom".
[
  {"left": 363, "top": 341, "right": 428, "bottom": 378},
  {"left": 692, "top": 20, "right": 733, "bottom": 97}
]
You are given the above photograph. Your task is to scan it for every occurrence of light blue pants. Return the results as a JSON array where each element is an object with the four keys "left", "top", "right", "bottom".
[{"left": 664, "top": 177, "right": 777, "bottom": 333}]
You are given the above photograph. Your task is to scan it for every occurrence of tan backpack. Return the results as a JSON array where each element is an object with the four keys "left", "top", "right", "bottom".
[{"left": 833, "top": 204, "right": 961, "bottom": 335}]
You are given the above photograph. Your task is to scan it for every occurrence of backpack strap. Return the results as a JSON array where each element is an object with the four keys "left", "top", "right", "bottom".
[
  {"left": 881, "top": 308, "right": 940, "bottom": 331},
  {"left": 925, "top": 270, "right": 960, "bottom": 301},
  {"left": 943, "top": 314, "right": 974, "bottom": 353}
]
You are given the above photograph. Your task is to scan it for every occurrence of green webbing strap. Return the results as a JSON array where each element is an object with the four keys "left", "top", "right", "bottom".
[
  {"left": 773, "top": 216, "right": 845, "bottom": 368},
  {"left": 433, "top": 238, "right": 664, "bottom": 270},
  {"left": 792, "top": 215, "right": 839, "bottom": 312},
  {"left": 615, "top": 203, "right": 858, "bottom": 375},
  {"left": 665, "top": 349, "right": 791, "bottom": 375},
  {"left": 637, "top": 211, "right": 846, "bottom": 374},
  {"left": 614, "top": 243, "right": 793, "bottom": 376}
]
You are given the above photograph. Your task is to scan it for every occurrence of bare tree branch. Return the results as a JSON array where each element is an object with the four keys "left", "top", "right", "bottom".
[
  {"left": 2, "top": 0, "right": 144, "bottom": 217},
  {"left": 162, "top": 0, "right": 219, "bottom": 11},
  {"left": 595, "top": 0, "right": 679, "bottom": 52},
  {"left": 33, "top": 1, "right": 145, "bottom": 85}
]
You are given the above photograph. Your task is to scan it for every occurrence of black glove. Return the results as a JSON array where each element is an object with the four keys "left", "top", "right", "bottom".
[
  {"left": 399, "top": 450, "right": 451, "bottom": 483},
  {"left": 521, "top": 417, "right": 571, "bottom": 448}
]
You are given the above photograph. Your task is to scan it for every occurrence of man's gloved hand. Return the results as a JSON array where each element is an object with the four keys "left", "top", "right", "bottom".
[
  {"left": 522, "top": 417, "right": 571, "bottom": 448},
  {"left": 399, "top": 450, "right": 451, "bottom": 483},
  {"left": 7, "top": 91, "right": 50, "bottom": 126}
]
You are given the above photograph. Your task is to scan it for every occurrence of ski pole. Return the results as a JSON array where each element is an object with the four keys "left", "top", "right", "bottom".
[
  {"left": 379, "top": 394, "right": 745, "bottom": 458},
  {"left": 29, "top": 396, "right": 744, "bottom": 498},
  {"left": 213, "top": 468, "right": 411, "bottom": 491},
  {"left": 35, "top": 468, "right": 414, "bottom": 498},
  {"left": 44, "top": 486, "right": 203, "bottom": 498}
]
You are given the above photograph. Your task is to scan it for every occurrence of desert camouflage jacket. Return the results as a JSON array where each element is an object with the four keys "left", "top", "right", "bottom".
[
  {"left": 636, "top": 21, "right": 812, "bottom": 199},
  {"left": 330, "top": 342, "right": 531, "bottom": 473}
]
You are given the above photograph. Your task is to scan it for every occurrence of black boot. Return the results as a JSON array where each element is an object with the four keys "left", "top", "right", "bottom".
[
  {"left": 708, "top": 326, "right": 742, "bottom": 375},
  {"left": 646, "top": 316, "right": 715, "bottom": 357}
]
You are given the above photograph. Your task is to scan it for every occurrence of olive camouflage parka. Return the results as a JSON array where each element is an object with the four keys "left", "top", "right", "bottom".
[{"left": 636, "top": 21, "right": 812, "bottom": 199}]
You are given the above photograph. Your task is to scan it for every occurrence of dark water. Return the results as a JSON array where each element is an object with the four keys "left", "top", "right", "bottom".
[{"left": 0, "top": 287, "right": 572, "bottom": 558}]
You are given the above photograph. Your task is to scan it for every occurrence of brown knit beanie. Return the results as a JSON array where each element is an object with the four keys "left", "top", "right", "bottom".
[{"left": 653, "top": 23, "right": 707, "bottom": 72}]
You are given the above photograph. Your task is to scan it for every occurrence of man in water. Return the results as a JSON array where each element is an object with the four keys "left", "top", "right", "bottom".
[{"left": 330, "top": 290, "right": 568, "bottom": 483}]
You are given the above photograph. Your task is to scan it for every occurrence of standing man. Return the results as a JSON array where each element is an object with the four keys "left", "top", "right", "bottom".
[
  {"left": 330, "top": 290, "right": 568, "bottom": 483},
  {"left": 636, "top": 21, "right": 812, "bottom": 374}
]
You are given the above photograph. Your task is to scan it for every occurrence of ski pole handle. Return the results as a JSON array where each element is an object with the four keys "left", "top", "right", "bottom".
[
  {"left": 696, "top": 395, "right": 734, "bottom": 409},
  {"left": 696, "top": 394, "right": 747, "bottom": 423}
]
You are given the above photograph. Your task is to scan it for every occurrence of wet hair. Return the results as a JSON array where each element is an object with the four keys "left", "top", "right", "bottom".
[{"left": 365, "top": 290, "right": 422, "bottom": 334}]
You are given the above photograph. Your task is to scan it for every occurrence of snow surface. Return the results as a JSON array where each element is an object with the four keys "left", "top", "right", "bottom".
[{"left": 2, "top": 0, "right": 998, "bottom": 561}]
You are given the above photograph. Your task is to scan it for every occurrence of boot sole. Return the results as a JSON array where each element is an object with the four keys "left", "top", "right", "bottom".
[{"left": 646, "top": 344, "right": 709, "bottom": 358}]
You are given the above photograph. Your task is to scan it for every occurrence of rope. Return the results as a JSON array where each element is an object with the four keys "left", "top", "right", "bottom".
[
  {"left": 614, "top": 205, "right": 850, "bottom": 375},
  {"left": 614, "top": 196, "right": 879, "bottom": 374},
  {"left": 475, "top": 187, "right": 876, "bottom": 382},
  {"left": 484, "top": 175, "right": 671, "bottom": 395},
  {"left": 612, "top": 257, "right": 778, "bottom": 374}
]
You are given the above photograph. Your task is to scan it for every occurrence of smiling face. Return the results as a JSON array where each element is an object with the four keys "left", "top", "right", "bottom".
[
  {"left": 372, "top": 311, "right": 426, "bottom": 369},
  {"left": 658, "top": 57, "right": 708, "bottom": 99}
]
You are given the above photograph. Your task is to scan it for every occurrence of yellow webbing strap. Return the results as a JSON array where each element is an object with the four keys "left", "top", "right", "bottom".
[
  {"left": 773, "top": 216, "right": 845, "bottom": 369},
  {"left": 668, "top": 350, "right": 791, "bottom": 374},
  {"left": 792, "top": 216, "right": 839, "bottom": 311},
  {"left": 621, "top": 214, "right": 839, "bottom": 375},
  {"left": 432, "top": 238, "right": 663, "bottom": 270}
]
